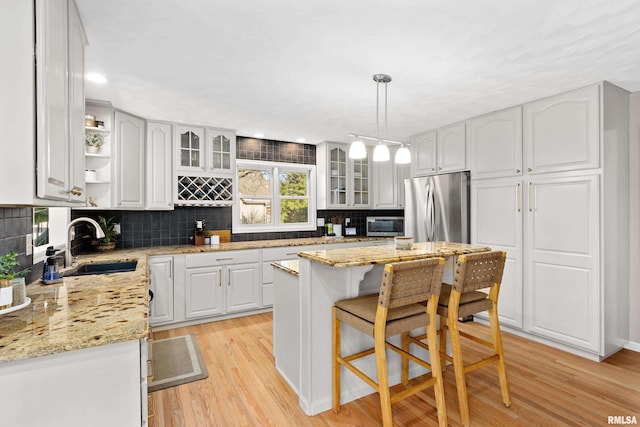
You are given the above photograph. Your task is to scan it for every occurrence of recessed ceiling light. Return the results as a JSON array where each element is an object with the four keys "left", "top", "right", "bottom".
[
  {"left": 295, "top": 138, "right": 306, "bottom": 143},
  {"left": 254, "top": 133, "right": 264, "bottom": 138},
  {"left": 85, "top": 73, "right": 108, "bottom": 84}
]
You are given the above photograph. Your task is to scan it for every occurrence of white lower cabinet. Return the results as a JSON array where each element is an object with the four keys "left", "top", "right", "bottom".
[
  {"left": 471, "top": 177, "right": 523, "bottom": 329},
  {"left": 149, "top": 256, "right": 174, "bottom": 325},
  {"left": 185, "top": 266, "right": 224, "bottom": 319},
  {"left": 524, "top": 174, "right": 600, "bottom": 352},
  {"left": 227, "top": 264, "right": 261, "bottom": 313},
  {"left": 182, "top": 250, "right": 262, "bottom": 321},
  {"left": 0, "top": 339, "right": 144, "bottom": 427}
]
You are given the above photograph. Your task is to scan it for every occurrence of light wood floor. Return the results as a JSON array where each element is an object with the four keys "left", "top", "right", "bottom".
[{"left": 150, "top": 313, "right": 640, "bottom": 426}]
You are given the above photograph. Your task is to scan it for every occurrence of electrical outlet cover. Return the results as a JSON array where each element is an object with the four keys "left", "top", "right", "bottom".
[{"left": 317, "top": 218, "right": 325, "bottom": 227}]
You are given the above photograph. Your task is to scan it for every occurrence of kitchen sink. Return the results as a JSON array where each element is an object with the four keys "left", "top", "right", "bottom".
[{"left": 63, "top": 260, "right": 138, "bottom": 277}]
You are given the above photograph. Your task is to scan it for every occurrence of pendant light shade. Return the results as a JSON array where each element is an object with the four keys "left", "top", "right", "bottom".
[
  {"left": 373, "top": 143, "right": 390, "bottom": 162},
  {"left": 348, "top": 139, "right": 367, "bottom": 159},
  {"left": 394, "top": 146, "right": 411, "bottom": 164},
  {"left": 349, "top": 74, "right": 411, "bottom": 164}
]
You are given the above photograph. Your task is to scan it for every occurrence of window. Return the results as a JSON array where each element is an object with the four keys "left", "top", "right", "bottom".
[
  {"left": 32, "top": 207, "right": 70, "bottom": 263},
  {"left": 234, "top": 160, "right": 316, "bottom": 233}
]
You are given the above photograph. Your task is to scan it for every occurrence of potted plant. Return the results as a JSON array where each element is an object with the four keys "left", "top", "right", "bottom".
[
  {"left": 93, "top": 216, "right": 119, "bottom": 251},
  {"left": 85, "top": 132, "right": 104, "bottom": 154},
  {"left": 0, "top": 251, "right": 30, "bottom": 309}
]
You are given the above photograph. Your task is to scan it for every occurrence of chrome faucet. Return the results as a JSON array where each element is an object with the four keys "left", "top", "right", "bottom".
[{"left": 66, "top": 217, "right": 106, "bottom": 266}]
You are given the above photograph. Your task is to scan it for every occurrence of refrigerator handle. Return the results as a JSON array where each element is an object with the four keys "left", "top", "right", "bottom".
[{"left": 425, "top": 177, "right": 435, "bottom": 241}]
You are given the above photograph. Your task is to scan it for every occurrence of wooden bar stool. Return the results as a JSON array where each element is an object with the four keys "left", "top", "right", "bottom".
[
  {"left": 411, "top": 250, "right": 510, "bottom": 427},
  {"left": 332, "top": 257, "right": 448, "bottom": 427}
]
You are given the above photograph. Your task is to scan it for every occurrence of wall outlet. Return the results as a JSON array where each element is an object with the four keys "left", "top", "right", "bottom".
[{"left": 317, "top": 218, "right": 325, "bottom": 227}]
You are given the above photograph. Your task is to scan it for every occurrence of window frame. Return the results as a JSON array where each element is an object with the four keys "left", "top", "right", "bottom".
[
  {"left": 32, "top": 207, "right": 70, "bottom": 264},
  {"left": 233, "top": 160, "right": 316, "bottom": 233}
]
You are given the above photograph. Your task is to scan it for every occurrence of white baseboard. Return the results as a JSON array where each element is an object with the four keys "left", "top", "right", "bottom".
[{"left": 624, "top": 341, "right": 640, "bottom": 352}]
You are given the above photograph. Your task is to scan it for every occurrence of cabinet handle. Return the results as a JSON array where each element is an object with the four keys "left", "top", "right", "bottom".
[
  {"left": 286, "top": 253, "right": 298, "bottom": 256},
  {"left": 516, "top": 183, "right": 521, "bottom": 212},
  {"left": 219, "top": 275, "right": 222, "bottom": 287},
  {"left": 147, "top": 359, "right": 153, "bottom": 381},
  {"left": 68, "top": 186, "right": 82, "bottom": 196},
  {"left": 216, "top": 257, "right": 234, "bottom": 261},
  {"left": 438, "top": 167, "right": 442, "bottom": 171},
  {"left": 431, "top": 168, "right": 436, "bottom": 171},
  {"left": 527, "top": 167, "right": 532, "bottom": 172},
  {"left": 516, "top": 169, "right": 521, "bottom": 174},
  {"left": 168, "top": 262, "right": 172, "bottom": 279},
  {"left": 528, "top": 182, "right": 533, "bottom": 212}
]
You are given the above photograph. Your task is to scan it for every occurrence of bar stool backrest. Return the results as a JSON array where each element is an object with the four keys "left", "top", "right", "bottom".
[
  {"left": 379, "top": 257, "right": 445, "bottom": 310},
  {"left": 451, "top": 251, "right": 506, "bottom": 293}
]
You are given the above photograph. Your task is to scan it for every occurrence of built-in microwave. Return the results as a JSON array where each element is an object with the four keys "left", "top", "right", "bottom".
[{"left": 366, "top": 216, "right": 404, "bottom": 237}]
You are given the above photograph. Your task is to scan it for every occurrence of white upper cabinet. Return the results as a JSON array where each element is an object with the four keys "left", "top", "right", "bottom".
[
  {"left": 207, "top": 128, "right": 236, "bottom": 174},
  {"left": 372, "top": 146, "right": 410, "bottom": 209},
  {"left": 317, "top": 142, "right": 371, "bottom": 209},
  {"left": 437, "top": 123, "right": 467, "bottom": 173},
  {"left": 411, "top": 131, "right": 437, "bottom": 176},
  {"left": 35, "top": 0, "right": 87, "bottom": 203},
  {"left": 1, "top": 0, "right": 86, "bottom": 206},
  {"left": 174, "top": 125, "right": 236, "bottom": 206},
  {"left": 411, "top": 124, "right": 466, "bottom": 177},
  {"left": 114, "top": 111, "right": 145, "bottom": 209},
  {"left": 468, "top": 107, "right": 523, "bottom": 179},
  {"left": 523, "top": 85, "right": 599, "bottom": 175},
  {"left": 146, "top": 121, "right": 174, "bottom": 210},
  {"left": 175, "top": 125, "right": 206, "bottom": 172}
]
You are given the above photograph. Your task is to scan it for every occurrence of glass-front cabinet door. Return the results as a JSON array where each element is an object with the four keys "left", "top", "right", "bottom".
[
  {"left": 176, "top": 125, "right": 205, "bottom": 171},
  {"left": 207, "top": 129, "right": 236, "bottom": 173},
  {"left": 351, "top": 156, "right": 370, "bottom": 207},
  {"left": 329, "top": 145, "right": 348, "bottom": 207}
]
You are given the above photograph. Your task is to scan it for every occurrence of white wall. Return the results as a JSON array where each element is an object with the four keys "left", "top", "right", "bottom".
[{"left": 629, "top": 92, "right": 640, "bottom": 346}]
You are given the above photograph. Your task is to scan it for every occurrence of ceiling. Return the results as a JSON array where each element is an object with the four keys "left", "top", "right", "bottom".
[{"left": 76, "top": 0, "right": 640, "bottom": 145}]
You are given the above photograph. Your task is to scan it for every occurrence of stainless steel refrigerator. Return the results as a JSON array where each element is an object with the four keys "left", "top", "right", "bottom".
[{"left": 404, "top": 171, "right": 470, "bottom": 243}]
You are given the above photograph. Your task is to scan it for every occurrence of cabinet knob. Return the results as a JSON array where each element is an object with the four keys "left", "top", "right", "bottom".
[
  {"left": 527, "top": 167, "right": 532, "bottom": 172},
  {"left": 516, "top": 169, "right": 521, "bottom": 174},
  {"left": 438, "top": 167, "right": 442, "bottom": 171},
  {"left": 68, "top": 187, "right": 82, "bottom": 196},
  {"left": 431, "top": 168, "right": 436, "bottom": 171}
]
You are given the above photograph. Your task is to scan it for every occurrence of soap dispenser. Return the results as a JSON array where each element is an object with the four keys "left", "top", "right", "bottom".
[{"left": 42, "top": 246, "right": 62, "bottom": 284}]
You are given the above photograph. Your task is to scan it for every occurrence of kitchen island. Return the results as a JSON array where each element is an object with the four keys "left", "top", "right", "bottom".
[{"left": 282, "top": 241, "right": 490, "bottom": 416}]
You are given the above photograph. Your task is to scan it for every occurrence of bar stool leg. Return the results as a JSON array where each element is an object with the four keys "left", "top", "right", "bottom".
[
  {"left": 374, "top": 318, "right": 392, "bottom": 427},
  {"left": 401, "top": 332, "right": 410, "bottom": 385},
  {"left": 427, "top": 302, "right": 448, "bottom": 427},
  {"left": 449, "top": 308, "right": 471, "bottom": 427},
  {"left": 439, "top": 315, "right": 448, "bottom": 371},
  {"left": 488, "top": 289, "right": 511, "bottom": 407},
  {"left": 332, "top": 307, "right": 341, "bottom": 413}
]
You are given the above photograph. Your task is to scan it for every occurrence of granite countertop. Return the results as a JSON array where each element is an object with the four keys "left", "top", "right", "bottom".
[
  {"left": 0, "top": 236, "right": 387, "bottom": 364},
  {"left": 298, "top": 241, "right": 491, "bottom": 267},
  {"left": 272, "top": 260, "right": 300, "bottom": 276}
]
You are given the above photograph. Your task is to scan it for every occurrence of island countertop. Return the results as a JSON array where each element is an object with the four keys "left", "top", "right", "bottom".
[
  {"left": 0, "top": 236, "right": 388, "bottom": 364},
  {"left": 298, "top": 241, "right": 491, "bottom": 267}
]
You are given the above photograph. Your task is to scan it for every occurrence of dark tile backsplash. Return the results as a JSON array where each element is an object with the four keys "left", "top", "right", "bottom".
[
  {"left": 72, "top": 207, "right": 403, "bottom": 250},
  {"left": 236, "top": 137, "right": 315, "bottom": 165},
  {"left": 0, "top": 208, "right": 42, "bottom": 284}
]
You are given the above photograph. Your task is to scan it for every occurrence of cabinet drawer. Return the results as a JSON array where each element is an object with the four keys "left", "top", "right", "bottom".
[
  {"left": 185, "top": 249, "right": 260, "bottom": 268},
  {"left": 262, "top": 246, "right": 311, "bottom": 262}
]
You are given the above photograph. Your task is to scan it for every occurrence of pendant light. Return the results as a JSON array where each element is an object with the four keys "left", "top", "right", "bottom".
[
  {"left": 394, "top": 145, "right": 411, "bottom": 164},
  {"left": 348, "top": 74, "right": 411, "bottom": 164},
  {"left": 348, "top": 137, "right": 367, "bottom": 159}
]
